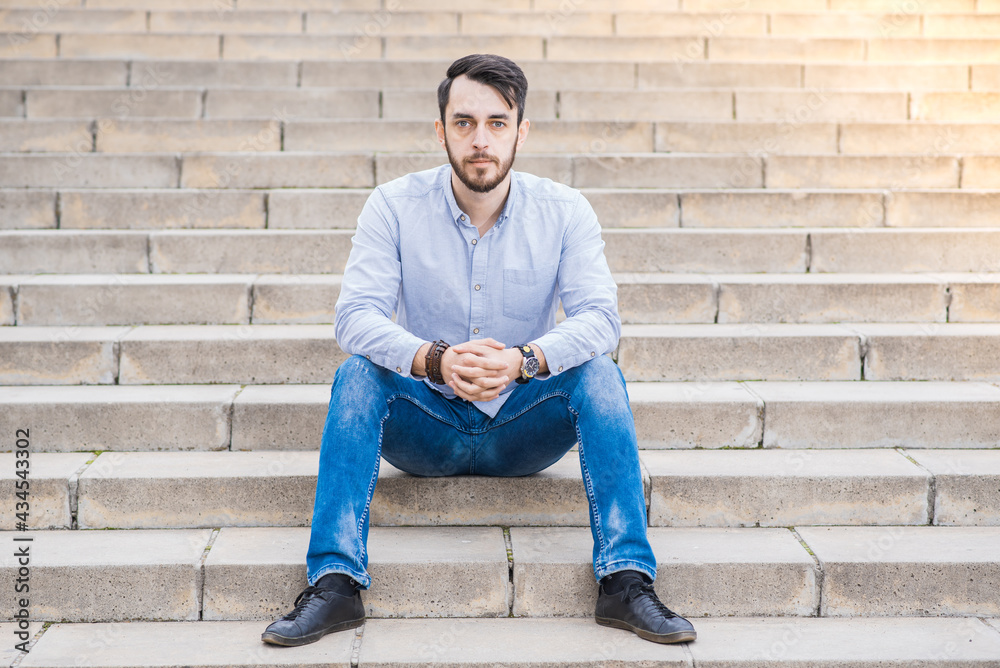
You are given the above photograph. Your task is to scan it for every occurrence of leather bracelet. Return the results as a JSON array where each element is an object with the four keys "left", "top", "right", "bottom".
[{"left": 425, "top": 339, "right": 450, "bottom": 384}]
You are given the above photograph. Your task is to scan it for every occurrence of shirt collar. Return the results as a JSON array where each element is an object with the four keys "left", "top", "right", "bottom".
[{"left": 440, "top": 163, "right": 520, "bottom": 231}]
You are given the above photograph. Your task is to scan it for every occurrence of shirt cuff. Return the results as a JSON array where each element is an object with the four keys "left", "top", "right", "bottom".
[
  {"left": 385, "top": 334, "right": 428, "bottom": 379},
  {"left": 530, "top": 334, "right": 601, "bottom": 377}
]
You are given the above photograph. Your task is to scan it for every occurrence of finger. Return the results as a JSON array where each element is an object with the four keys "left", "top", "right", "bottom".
[
  {"left": 457, "top": 354, "right": 509, "bottom": 371},
  {"left": 452, "top": 362, "right": 507, "bottom": 378}
]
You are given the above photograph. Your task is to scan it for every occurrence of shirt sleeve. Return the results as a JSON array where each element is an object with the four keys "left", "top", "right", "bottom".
[
  {"left": 334, "top": 188, "right": 427, "bottom": 377},
  {"left": 531, "top": 192, "right": 621, "bottom": 376}
]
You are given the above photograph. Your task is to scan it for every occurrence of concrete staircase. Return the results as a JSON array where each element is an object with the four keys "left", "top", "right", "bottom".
[{"left": 3, "top": 0, "right": 1000, "bottom": 665}]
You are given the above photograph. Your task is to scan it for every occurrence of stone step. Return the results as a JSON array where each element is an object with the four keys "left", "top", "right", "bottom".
[
  {"left": 7, "top": 524, "right": 999, "bottom": 623},
  {"left": 621, "top": 322, "right": 1000, "bottom": 382},
  {"left": 10, "top": 227, "right": 1000, "bottom": 274},
  {"left": 799, "top": 525, "right": 1000, "bottom": 616},
  {"left": 10, "top": 446, "right": 1000, "bottom": 529},
  {"left": 6, "top": 322, "right": 1000, "bottom": 384},
  {"left": 10, "top": 272, "right": 997, "bottom": 326},
  {"left": 0, "top": 57, "right": 994, "bottom": 92},
  {"left": 7, "top": 119, "right": 1000, "bottom": 157},
  {"left": 4, "top": 9, "right": 999, "bottom": 40},
  {"left": 9, "top": 187, "right": 998, "bottom": 231},
  {"left": 5, "top": 381, "right": 1000, "bottom": 453},
  {"left": 14, "top": 617, "right": 1000, "bottom": 667},
  {"left": 5, "top": 31, "right": 999, "bottom": 63},
  {"left": 4, "top": 151, "right": 996, "bottom": 189},
  {"left": 69, "top": 450, "right": 597, "bottom": 529}
]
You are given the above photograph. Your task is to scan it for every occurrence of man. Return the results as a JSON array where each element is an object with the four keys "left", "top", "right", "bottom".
[{"left": 261, "top": 53, "right": 696, "bottom": 648}]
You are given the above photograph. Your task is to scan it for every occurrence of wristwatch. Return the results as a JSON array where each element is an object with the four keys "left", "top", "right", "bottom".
[{"left": 513, "top": 344, "right": 540, "bottom": 384}]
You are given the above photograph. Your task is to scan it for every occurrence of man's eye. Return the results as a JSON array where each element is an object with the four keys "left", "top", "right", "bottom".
[
  {"left": 457, "top": 120, "right": 470, "bottom": 127},
  {"left": 492, "top": 122, "right": 505, "bottom": 128}
]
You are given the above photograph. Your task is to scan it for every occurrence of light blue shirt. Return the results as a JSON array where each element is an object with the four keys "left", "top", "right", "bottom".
[{"left": 334, "top": 163, "right": 621, "bottom": 417}]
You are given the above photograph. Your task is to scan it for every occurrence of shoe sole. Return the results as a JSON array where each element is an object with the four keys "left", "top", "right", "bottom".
[
  {"left": 261, "top": 616, "right": 365, "bottom": 647},
  {"left": 595, "top": 616, "right": 697, "bottom": 644}
]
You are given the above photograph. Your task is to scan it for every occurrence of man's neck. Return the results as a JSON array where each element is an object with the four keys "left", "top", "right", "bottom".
[{"left": 451, "top": 171, "right": 511, "bottom": 237}]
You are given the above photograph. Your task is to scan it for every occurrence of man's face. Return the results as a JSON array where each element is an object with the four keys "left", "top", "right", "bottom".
[{"left": 435, "top": 75, "right": 529, "bottom": 194}]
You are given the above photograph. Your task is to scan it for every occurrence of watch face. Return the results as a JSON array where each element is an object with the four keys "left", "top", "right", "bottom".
[{"left": 523, "top": 356, "right": 540, "bottom": 378}]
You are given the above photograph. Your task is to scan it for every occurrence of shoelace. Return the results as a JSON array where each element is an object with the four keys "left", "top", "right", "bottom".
[
  {"left": 623, "top": 582, "right": 679, "bottom": 619},
  {"left": 280, "top": 585, "right": 327, "bottom": 622}
]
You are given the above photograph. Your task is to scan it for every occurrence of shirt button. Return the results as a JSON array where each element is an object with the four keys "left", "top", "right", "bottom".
[
  {"left": 473, "top": 328, "right": 479, "bottom": 334},
  {"left": 396, "top": 366, "right": 402, "bottom": 372},
  {"left": 366, "top": 355, "right": 370, "bottom": 360},
  {"left": 590, "top": 352, "right": 596, "bottom": 357},
  {"left": 474, "top": 284, "right": 481, "bottom": 291},
  {"left": 558, "top": 366, "right": 563, "bottom": 372},
  {"left": 471, "top": 239, "right": 477, "bottom": 245},
  {"left": 460, "top": 215, "right": 466, "bottom": 221}
]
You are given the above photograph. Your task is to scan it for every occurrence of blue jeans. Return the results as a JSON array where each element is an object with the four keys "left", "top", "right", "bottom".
[{"left": 306, "top": 354, "right": 656, "bottom": 588}]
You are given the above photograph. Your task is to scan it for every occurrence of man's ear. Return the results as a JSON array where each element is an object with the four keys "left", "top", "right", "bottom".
[
  {"left": 516, "top": 119, "right": 529, "bottom": 148},
  {"left": 434, "top": 119, "right": 446, "bottom": 148}
]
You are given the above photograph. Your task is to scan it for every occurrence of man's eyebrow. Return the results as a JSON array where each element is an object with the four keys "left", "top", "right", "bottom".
[{"left": 450, "top": 111, "right": 511, "bottom": 120}]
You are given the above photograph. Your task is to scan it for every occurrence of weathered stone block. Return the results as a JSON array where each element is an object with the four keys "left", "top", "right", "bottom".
[
  {"left": 252, "top": 274, "right": 341, "bottom": 324},
  {"left": 638, "top": 62, "right": 800, "bottom": 88},
  {"left": 181, "top": 152, "right": 373, "bottom": 188},
  {"left": 753, "top": 381, "right": 1000, "bottom": 449},
  {"left": 18, "top": 274, "right": 252, "bottom": 326},
  {"left": 511, "top": 527, "right": 817, "bottom": 617},
  {"left": 582, "top": 189, "right": 677, "bottom": 228},
  {"left": 97, "top": 119, "right": 281, "bottom": 152},
  {"left": 60, "top": 33, "right": 219, "bottom": 59},
  {"left": 811, "top": 229, "right": 1000, "bottom": 272},
  {"left": 60, "top": 189, "right": 267, "bottom": 229},
  {"left": 574, "top": 154, "right": 764, "bottom": 189},
  {"left": 602, "top": 229, "right": 807, "bottom": 273},
  {"left": 18, "top": 620, "right": 353, "bottom": 667},
  {"left": 118, "top": 324, "right": 348, "bottom": 384},
  {"left": 767, "top": 155, "right": 959, "bottom": 189},
  {"left": 371, "top": 453, "right": 601, "bottom": 527},
  {"left": 266, "top": 189, "right": 370, "bottom": 229},
  {"left": 0, "top": 326, "right": 127, "bottom": 385},
  {"left": 657, "top": 122, "right": 837, "bottom": 154},
  {"left": 0, "top": 189, "right": 55, "bottom": 229},
  {"left": 860, "top": 323, "right": 1000, "bottom": 381},
  {"left": 716, "top": 274, "right": 947, "bottom": 323},
  {"left": 908, "top": 450, "right": 1000, "bottom": 526},
  {"left": 710, "top": 37, "right": 865, "bottom": 62},
  {"left": 205, "top": 89, "right": 378, "bottom": 119},
  {"left": 799, "top": 526, "right": 1000, "bottom": 616},
  {"left": 0, "top": 230, "right": 148, "bottom": 273},
  {"left": 0, "top": 384, "right": 239, "bottom": 451},
  {"left": 947, "top": 274, "right": 1000, "bottom": 322},
  {"left": 644, "top": 449, "right": 930, "bottom": 527},
  {"left": 680, "top": 189, "right": 882, "bottom": 228},
  {"left": 560, "top": 91, "right": 732, "bottom": 121},
  {"left": 231, "top": 384, "right": 328, "bottom": 450},
  {"left": 0, "top": 529, "right": 211, "bottom": 622},
  {"left": 77, "top": 451, "right": 319, "bottom": 528},
  {"left": 805, "top": 64, "right": 969, "bottom": 91},
  {"left": 150, "top": 229, "right": 353, "bottom": 273},
  {"left": 885, "top": 190, "right": 1000, "bottom": 227},
  {"left": 0, "top": 154, "right": 178, "bottom": 188},
  {"left": 615, "top": 273, "right": 715, "bottom": 323},
  {"left": 617, "top": 323, "right": 861, "bottom": 382},
  {"left": 0, "top": 453, "right": 90, "bottom": 529},
  {"left": 26, "top": 88, "right": 201, "bottom": 119},
  {"left": 626, "top": 381, "right": 762, "bottom": 449},
  {"left": 203, "top": 526, "right": 509, "bottom": 619},
  {"left": 0, "top": 119, "right": 92, "bottom": 152}
]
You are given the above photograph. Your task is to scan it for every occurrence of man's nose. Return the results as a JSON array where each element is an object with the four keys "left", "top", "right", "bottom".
[{"left": 472, "top": 124, "right": 489, "bottom": 149}]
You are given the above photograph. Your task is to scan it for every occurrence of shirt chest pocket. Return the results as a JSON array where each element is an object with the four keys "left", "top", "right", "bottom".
[{"left": 503, "top": 267, "right": 557, "bottom": 322}]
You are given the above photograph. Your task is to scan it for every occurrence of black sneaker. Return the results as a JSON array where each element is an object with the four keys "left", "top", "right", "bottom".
[
  {"left": 261, "top": 574, "right": 365, "bottom": 647},
  {"left": 595, "top": 570, "right": 696, "bottom": 644}
]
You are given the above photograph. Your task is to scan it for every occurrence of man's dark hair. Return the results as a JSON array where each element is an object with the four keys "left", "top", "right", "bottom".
[{"left": 437, "top": 54, "right": 528, "bottom": 126}]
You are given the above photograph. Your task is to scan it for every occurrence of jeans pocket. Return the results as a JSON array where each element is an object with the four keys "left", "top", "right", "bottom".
[{"left": 503, "top": 267, "right": 556, "bottom": 322}]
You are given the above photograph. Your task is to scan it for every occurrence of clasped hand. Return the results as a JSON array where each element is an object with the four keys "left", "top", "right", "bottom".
[{"left": 441, "top": 338, "right": 522, "bottom": 403}]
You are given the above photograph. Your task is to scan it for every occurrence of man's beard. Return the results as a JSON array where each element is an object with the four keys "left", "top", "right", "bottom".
[{"left": 443, "top": 134, "right": 517, "bottom": 194}]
